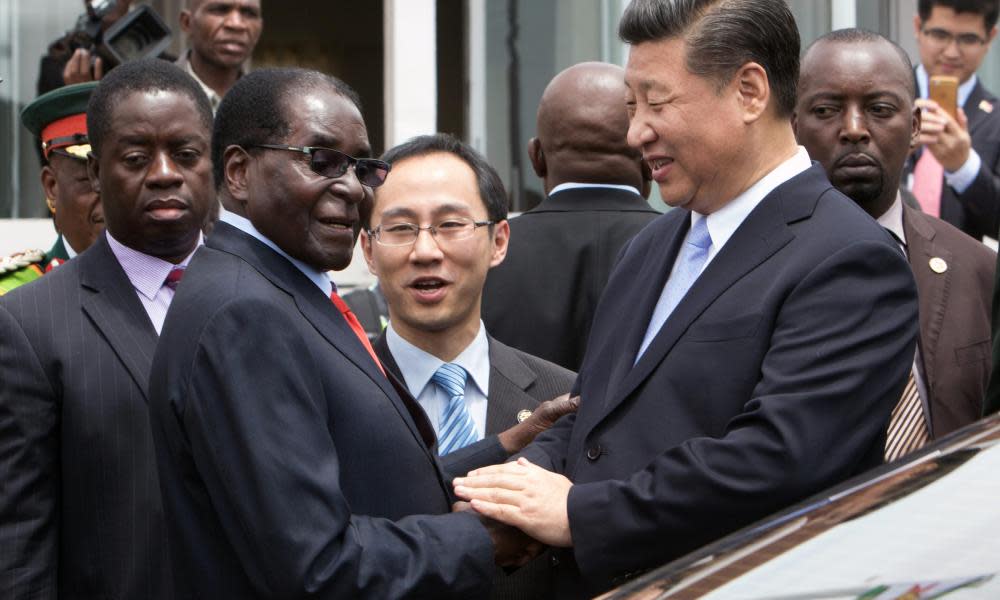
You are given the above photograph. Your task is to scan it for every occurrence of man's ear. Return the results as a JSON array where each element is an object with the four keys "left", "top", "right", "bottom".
[
  {"left": 489, "top": 219, "right": 510, "bottom": 268},
  {"left": 913, "top": 14, "right": 923, "bottom": 38},
  {"left": 911, "top": 105, "right": 922, "bottom": 153},
  {"left": 86, "top": 152, "right": 100, "bottom": 194},
  {"left": 179, "top": 10, "right": 192, "bottom": 35},
  {"left": 528, "top": 137, "right": 546, "bottom": 178},
  {"left": 734, "top": 62, "right": 770, "bottom": 124},
  {"left": 224, "top": 145, "right": 251, "bottom": 207},
  {"left": 40, "top": 165, "right": 58, "bottom": 212},
  {"left": 360, "top": 229, "right": 378, "bottom": 276}
]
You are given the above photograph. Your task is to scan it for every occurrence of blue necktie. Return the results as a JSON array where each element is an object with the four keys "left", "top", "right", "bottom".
[
  {"left": 636, "top": 217, "right": 713, "bottom": 362},
  {"left": 432, "top": 363, "right": 478, "bottom": 455}
]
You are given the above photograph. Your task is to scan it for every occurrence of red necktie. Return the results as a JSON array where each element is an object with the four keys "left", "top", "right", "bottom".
[
  {"left": 912, "top": 150, "right": 943, "bottom": 217},
  {"left": 330, "top": 291, "right": 385, "bottom": 375},
  {"left": 164, "top": 266, "right": 185, "bottom": 290}
]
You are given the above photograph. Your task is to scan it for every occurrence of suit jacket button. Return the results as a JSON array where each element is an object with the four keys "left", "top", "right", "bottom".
[
  {"left": 550, "top": 554, "right": 560, "bottom": 567},
  {"left": 586, "top": 445, "right": 602, "bottom": 461}
]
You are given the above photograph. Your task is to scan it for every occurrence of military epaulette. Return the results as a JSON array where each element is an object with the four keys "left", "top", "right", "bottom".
[{"left": 0, "top": 249, "right": 45, "bottom": 275}]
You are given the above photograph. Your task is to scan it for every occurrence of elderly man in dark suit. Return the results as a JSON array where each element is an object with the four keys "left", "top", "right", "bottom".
[
  {"left": 483, "top": 62, "right": 659, "bottom": 371},
  {"left": 0, "top": 59, "right": 215, "bottom": 599},
  {"left": 148, "top": 69, "right": 531, "bottom": 599},
  {"left": 362, "top": 133, "right": 576, "bottom": 599},
  {"left": 795, "top": 29, "right": 995, "bottom": 457},
  {"left": 455, "top": 1, "right": 919, "bottom": 597}
]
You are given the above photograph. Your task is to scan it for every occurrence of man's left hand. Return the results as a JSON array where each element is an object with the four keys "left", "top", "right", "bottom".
[
  {"left": 454, "top": 457, "right": 574, "bottom": 548},
  {"left": 916, "top": 98, "right": 972, "bottom": 172}
]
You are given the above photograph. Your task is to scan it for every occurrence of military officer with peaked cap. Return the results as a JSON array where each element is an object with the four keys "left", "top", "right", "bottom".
[{"left": 0, "top": 82, "right": 102, "bottom": 295}]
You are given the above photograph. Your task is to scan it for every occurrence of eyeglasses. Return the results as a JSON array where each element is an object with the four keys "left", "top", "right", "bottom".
[
  {"left": 251, "top": 144, "right": 391, "bottom": 187},
  {"left": 367, "top": 217, "right": 495, "bottom": 247},
  {"left": 922, "top": 27, "right": 988, "bottom": 49}
]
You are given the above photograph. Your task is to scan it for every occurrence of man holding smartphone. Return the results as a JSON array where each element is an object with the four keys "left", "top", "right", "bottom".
[{"left": 909, "top": 0, "right": 1000, "bottom": 242}]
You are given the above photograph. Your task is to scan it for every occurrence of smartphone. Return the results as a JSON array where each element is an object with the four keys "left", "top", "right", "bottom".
[{"left": 929, "top": 75, "right": 959, "bottom": 120}]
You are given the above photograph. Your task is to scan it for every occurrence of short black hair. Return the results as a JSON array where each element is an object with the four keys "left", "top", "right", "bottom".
[
  {"left": 86, "top": 58, "right": 213, "bottom": 156},
  {"left": 368, "top": 133, "right": 508, "bottom": 228},
  {"left": 212, "top": 68, "right": 362, "bottom": 189},
  {"left": 918, "top": 0, "right": 999, "bottom": 30},
  {"left": 619, "top": 0, "right": 800, "bottom": 117},
  {"left": 806, "top": 29, "right": 917, "bottom": 98}
]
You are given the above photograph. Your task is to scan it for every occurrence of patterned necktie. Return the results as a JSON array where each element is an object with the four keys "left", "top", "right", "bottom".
[
  {"left": 885, "top": 369, "right": 930, "bottom": 462},
  {"left": 911, "top": 149, "right": 943, "bottom": 218},
  {"left": 636, "top": 217, "right": 713, "bottom": 361},
  {"left": 330, "top": 291, "right": 385, "bottom": 375},
  {"left": 432, "top": 363, "right": 478, "bottom": 455},
  {"left": 164, "top": 266, "right": 185, "bottom": 290}
]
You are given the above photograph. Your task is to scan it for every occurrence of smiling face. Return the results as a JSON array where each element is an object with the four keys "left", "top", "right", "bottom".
[
  {"left": 181, "top": 0, "right": 263, "bottom": 70},
  {"left": 240, "top": 88, "right": 368, "bottom": 271},
  {"left": 625, "top": 36, "right": 749, "bottom": 215},
  {"left": 794, "top": 39, "right": 919, "bottom": 217},
  {"left": 361, "top": 152, "right": 509, "bottom": 344},
  {"left": 42, "top": 153, "right": 103, "bottom": 253},
  {"left": 89, "top": 89, "right": 213, "bottom": 262},
  {"left": 915, "top": 5, "right": 997, "bottom": 85}
]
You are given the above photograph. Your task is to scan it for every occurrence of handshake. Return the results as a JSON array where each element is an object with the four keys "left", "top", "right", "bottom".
[{"left": 451, "top": 393, "right": 580, "bottom": 567}]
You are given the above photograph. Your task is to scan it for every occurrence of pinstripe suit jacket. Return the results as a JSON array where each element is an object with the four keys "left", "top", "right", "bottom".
[{"left": 0, "top": 235, "right": 171, "bottom": 599}]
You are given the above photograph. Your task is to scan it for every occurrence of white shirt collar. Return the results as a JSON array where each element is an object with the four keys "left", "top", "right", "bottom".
[
  {"left": 63, "top": 235, "right": 78, "bottom": 260},
  {"left": 697, "top": 146, "right": 812, "bottom": 255},
  {"left": 876, "top": 193, "right": 907, "bottom": 247},
  {"left": 916, "top": 63, "right": 978, "bottom": 108},
  {"left": 219, "top": 208, "right": 333, "bottom": 297},
  {"left": 549, "top": 182, "right": 642, "bottom": 197},
  {"left": 386, "top": 321, "right": 491, "bottom": 399}
]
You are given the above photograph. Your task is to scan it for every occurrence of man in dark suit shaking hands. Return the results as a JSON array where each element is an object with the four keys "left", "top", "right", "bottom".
[
  {"left": 455, "top": 1, "right": 919, "bottom": 597},
  {"left": 0, "top": 59, "right": 215, "bottom": 599},
  {"left": 148, "top": 69, "right": 530, "bottom": 598}
]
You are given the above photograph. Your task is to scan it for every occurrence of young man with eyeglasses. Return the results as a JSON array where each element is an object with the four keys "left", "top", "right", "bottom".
[
  {"left": 361, "top": 134, "right": 577, "bottom": 598},
  {"left": 909, "top": 0, "right": 1000, "bottom": 241},
  {"left": 149, "top": 70, "right": 541, "bottom": 598}
]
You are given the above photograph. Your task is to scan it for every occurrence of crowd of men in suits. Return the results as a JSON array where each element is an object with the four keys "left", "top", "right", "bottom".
[{"left": 1, "top": 0, "right": 999, "bottom": 598}]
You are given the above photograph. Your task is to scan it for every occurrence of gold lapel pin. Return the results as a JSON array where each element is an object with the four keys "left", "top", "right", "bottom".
[
  {"left": 929, "top": 257, "right": 948, "bottom": 274},
  {"left": 980, "top": 99, "right": 994, "bottom": 114},
  {"left": 516, "top": 409, "right": 533, "bottom": 423}
]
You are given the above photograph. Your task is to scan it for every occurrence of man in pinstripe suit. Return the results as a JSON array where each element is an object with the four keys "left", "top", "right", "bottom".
[{"left": 0, "top": 59, "right": 214, "bottom": 599}]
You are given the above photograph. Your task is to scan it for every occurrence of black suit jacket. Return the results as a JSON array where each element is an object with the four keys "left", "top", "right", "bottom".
[
  {"left": 483, "top": 187, "right": 660, "bottom": 370},
  {"left": 0, "top": 235, "right": 172, "bottom": 599},
  {"left": 901, "top": 202, "right": 994, "bottom": 437},
  {"left": 148, "top": 222, "right": 494, "bottom": 599},
  {"left": 906, "top": 79, "right": 1000, "bottom": 240},
  {"left": 375, "top": 333, "right": 574, "bottom": 600},
  {"left": 518, "top": 164, "right": 919, "bottom": 597},
  {"left": 374, "top": 333, "right": 575, "bottom": 480}
]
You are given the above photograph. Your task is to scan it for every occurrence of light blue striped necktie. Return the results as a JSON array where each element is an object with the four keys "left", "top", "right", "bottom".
[
  {"left": 636, "top": 217, "right": 713, "bottom": 362},
  {"left": 432, "top": 363, "right": 479, "bottom": 455}
]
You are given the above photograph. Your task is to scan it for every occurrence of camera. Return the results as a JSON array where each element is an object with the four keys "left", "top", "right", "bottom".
[{"left": 55, "top": 1, "right": 172, "bottom": 70}]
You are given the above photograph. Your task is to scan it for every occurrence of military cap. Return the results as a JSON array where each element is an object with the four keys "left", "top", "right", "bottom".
[{"left": 20, "top": 81, "right": 98, "bottom": 160}]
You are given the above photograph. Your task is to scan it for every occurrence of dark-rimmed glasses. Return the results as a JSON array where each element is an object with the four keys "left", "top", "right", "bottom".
[
  {"left": 367, "top": 218, "right": 495, "bottom": 247},
  {"left": 922, "top": 27, "right": 988, "bottom": 49},
  {"left": 251, "top": 144, "right": 391, "bottom": 187}
]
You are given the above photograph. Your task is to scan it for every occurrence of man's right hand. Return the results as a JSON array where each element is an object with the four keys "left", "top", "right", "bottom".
[
  {"left": 62, "top": 48, "right": 103, "bottom": 85},
  {"left": 497, "top": 394, "right": 579, "bottom": 454}
]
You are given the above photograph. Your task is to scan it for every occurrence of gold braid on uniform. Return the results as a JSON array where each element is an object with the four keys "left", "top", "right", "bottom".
[{"left": 0, "top": 249, "right": 45, "bottom": 274}]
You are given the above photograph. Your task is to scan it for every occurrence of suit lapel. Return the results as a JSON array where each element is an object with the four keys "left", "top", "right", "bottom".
[
  {"left": 485, "top": 337, "right": 542, "bottom": 434},
  {"left": 209, "top": 223, "right": 438, "bottom": 458},
  {"left": 963, "top": 81, "right": 995, "bottom": 136},
  {"left": 902, "top": 205, "right": 949, "bottom": 431},
  {"left": 603, "top": 166, "right": 825, "bottom": 416},
  {"left": 78, "top": 236, "right": 159, "bottom": 400},
  {"left": 373, "top": 333, "right": 439, "bottom": 448},
  {"left": 603, "top": 214, "right": 689, "bottom": 404}
]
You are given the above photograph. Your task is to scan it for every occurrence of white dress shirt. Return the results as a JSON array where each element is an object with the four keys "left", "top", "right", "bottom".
[
  {"left": 386, "top": 321, "right": 491, "bottom": 440},
  {"left": 549, "top": 182, "right": 643, "bottom": 197},
  {"left": 105, "top": 230, "right": 202, "bottom": 334}
]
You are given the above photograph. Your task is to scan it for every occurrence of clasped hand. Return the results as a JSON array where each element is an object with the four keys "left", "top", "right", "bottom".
[{"left": 454, "top": 457, "right": 574, "bottom": 548}]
